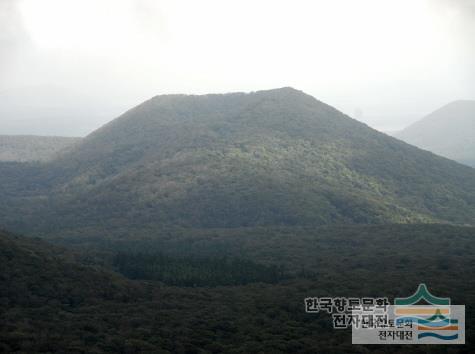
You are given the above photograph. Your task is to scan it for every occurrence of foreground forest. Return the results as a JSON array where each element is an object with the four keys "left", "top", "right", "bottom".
[{"left": 1, "top": 225, "right": 474, "bottom": 353}]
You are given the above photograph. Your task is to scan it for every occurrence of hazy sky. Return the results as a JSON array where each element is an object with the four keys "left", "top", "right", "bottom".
[{"left": 1, "top": 0, "right": 474, "bottom": 136}]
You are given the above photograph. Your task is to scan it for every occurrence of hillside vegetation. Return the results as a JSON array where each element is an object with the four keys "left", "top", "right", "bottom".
[
  {"left": 1, "top": 88, "right": 474, "bottom": 236},
  {"left": 0, "top": 135, "right": 81, "bottom": 162},
  {"left": 0, "top": 230, "right": 138, "bottom": 307},
  {"left": 1, "top": 225, "right": 475, "bottom": 353}
]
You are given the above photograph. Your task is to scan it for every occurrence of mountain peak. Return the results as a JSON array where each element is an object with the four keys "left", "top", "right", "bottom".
[
  {"left": 143, "top": 87, "right": 311, "bottom": 107},
  {"left": 90, "top": 87, "right": 336, "bottom": 142},
  {"left": 254, "top": 86, "right": 303, "bottom": 94},
  {"left": 3, "top": 88, "right": 473, "bottom": 235}
]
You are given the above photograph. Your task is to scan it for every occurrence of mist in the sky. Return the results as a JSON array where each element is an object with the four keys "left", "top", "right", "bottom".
[{"left": 0, "top": 0, "right": 474, "bottom": 137}]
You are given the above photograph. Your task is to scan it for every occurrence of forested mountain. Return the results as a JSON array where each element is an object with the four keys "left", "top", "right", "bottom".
[
  {"left": 395, "top": 100, "right": 475, "bottom": 167},
  {"left": 0, "top": 135, "right": 81, "bottom": 162},
  {"left": 1, "top": 88, "right": 475, "bottom": 236}
]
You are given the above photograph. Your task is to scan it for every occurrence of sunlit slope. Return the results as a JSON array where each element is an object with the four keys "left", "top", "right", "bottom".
[{"left": 1, "top": 88, "right": 474, "bottom": 234}]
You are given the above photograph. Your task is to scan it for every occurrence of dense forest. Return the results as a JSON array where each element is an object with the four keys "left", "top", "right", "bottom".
[
  {"left": 1, "top": 225, "right": 474, "bottom": 353},
  {"left": 112, "top": 252, "right": 286, "bottom": 286}
]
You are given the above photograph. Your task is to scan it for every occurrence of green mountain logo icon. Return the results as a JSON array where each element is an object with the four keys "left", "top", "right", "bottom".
[{"left": 395, "top": 284, "right": 450, "bottom": 306}]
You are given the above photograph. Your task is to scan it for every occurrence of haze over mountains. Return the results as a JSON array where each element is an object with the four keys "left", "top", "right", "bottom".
[
  {"left": 0, "top": 135, "right": 81, "bottom": 162},
  {"left": 1, "top": 88, "right": 474, "bottom": 237},
  {"left": 395, "top": 100, "right": 475, "bottom": 167}
]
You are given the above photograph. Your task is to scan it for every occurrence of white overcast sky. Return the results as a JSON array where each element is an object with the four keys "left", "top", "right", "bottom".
[{"left": 1, "top": 0, "right": 474, "bottom": 136}]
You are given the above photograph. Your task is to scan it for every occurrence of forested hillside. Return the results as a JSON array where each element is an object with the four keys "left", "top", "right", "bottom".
[
  {"left": 0, "top": 135, "right": 81, "bottom": 162},
  {"left": 0, "top": 88, "right": 474, "bottom": 237},
  {"left": 0, "top": 230, "right": 138, "bottom": 306},
  {"left": 1, "top": 225, "right": 474, "bottom": 353}
]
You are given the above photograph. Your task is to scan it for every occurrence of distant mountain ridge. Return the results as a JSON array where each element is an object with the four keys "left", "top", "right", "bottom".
[
  {"left": 1, "top": 88, "right": 474, "bottom": 236},
  {"left": 395, "top": 100, "right": 475, "bottom": 167},
  {"left": 0, "top": 135, "right": 81, "bottom": 162}
]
